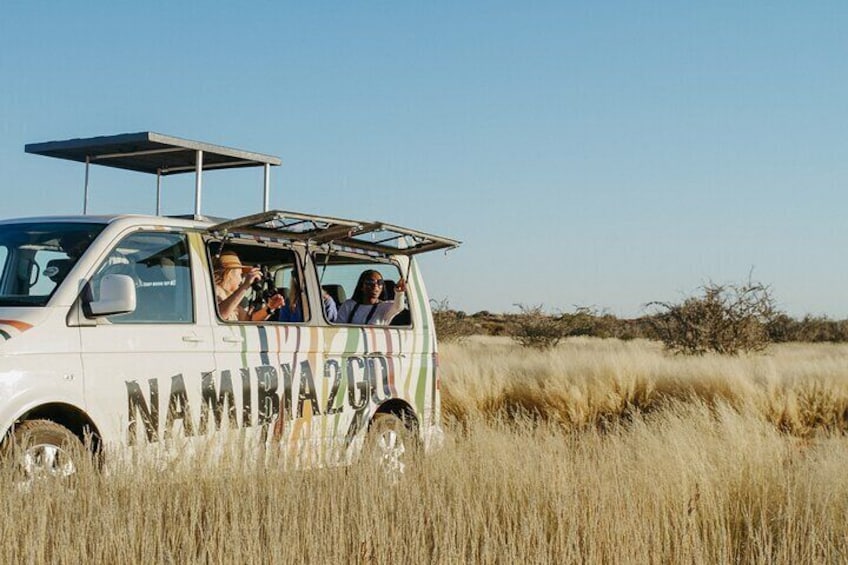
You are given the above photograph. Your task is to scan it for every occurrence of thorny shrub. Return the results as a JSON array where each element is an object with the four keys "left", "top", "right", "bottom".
[
  {"left": 768, "top": 313, "right": 848, "bottom": 343},
  {"left": 510, "top": 304, "right": 568, "bottom": 350},
  {"left": 647, "top": 280, "right": 778, "bottom": 355},
  {"left": 430, "top": 299, "right": 477, "bottom": 343}
]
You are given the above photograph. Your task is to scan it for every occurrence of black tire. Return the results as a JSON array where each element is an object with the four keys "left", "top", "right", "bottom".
[
  {"left": 365, "top": 412, "right": 419, "bottom": 481},
  {"left": 3, "top": 419, "right": 90, "bottom": 485}
]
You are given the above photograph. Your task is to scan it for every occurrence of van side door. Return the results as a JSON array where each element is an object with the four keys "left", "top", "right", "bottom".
[
  {"left": 206, "top": 239, "right": 321, "bottom": 463},
  {"left": 80, "top": 230, "right": 215, "bottom": 449},
  {"left": 313, "top": 253, "right": 415, "bottom": 456}
]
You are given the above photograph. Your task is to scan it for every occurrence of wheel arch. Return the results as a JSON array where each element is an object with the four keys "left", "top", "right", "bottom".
[
  {"left": 371, "top": 398, "right": 420, "bottom": 434},
  {"left": 9, "top": 403, "right": 102, "bottom": 453}
]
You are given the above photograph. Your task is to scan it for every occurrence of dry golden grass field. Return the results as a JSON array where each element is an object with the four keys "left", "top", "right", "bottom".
[{"left": 3, "top": 337, "right": 848, "bottom": 564}]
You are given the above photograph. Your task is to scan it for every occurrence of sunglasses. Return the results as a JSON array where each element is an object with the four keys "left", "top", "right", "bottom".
[{"left": 364, "top": 280, "right": 384, "bottom": 287}]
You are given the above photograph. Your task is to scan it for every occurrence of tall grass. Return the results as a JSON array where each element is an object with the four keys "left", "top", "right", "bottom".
[
  {"left": 442, "top": 336, "right": 848, "bottom": 436},
  {"left": 3, "top": 338, "right": 848, "bottom": 563}
]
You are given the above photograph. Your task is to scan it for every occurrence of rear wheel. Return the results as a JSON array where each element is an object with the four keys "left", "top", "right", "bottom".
[
  {"left": 3, "top": 420, "right": 89, "bottom": 487},
  {"left": 366, "top": 412, "right": 418, "bottom": 480}
]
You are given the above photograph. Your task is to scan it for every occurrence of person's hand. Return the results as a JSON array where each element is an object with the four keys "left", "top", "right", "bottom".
[
  {"left": 240, "top": 267, "right": 262, "bottom": 291},
  {"left": 395, "top": 278, "right": 406, "bottom": 293},
  {"left": 267, "top": 293, "right": 285, "bottom": 310},
  {"left": 250, "top": 293, "right": 284, "bottom": 322},
  {"left": 244, "top": 267, "right": 262, "bottom": 284}
]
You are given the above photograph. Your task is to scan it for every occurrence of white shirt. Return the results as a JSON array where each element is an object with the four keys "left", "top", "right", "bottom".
[{"left": 336, "top": 293, "right": 406, "bottom": 325}]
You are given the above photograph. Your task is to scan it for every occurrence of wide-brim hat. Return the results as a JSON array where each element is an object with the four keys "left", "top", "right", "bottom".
[{"left": 215, "top": 251, "right": 251, "bottom": 272}]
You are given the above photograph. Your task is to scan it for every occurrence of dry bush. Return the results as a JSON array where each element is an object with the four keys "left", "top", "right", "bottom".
[
  {"left": 430, "top": 298, "right": 476, "bottom": 343},
  {"left": 473, "top": 307, "right": 848, "bottom": 345},
  {"left": 559, "top": 305, "right": 643, "bottom": 340},
  {"left": 469, "top": 310, "right": 510, "bottom": 336},
  {"left": 768, "top": 314, "right": 848, "bottom": 343},
  {"left": 510, "top": 304, "right": 567, "bottom": 350},
  {"left": 557, "top": 306, "right": 599, "bottom": 337},
  {"left": 647, "top": 280, "right": 778, "bottom": 355}
]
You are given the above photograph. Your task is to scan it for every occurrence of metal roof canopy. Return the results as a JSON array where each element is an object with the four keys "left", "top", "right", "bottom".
[
  {"left": 209, "top": 210, "right": 460, "bottom": 256},
  {"left": 25, "top": 132, "right": 282, "bottom": 218}
]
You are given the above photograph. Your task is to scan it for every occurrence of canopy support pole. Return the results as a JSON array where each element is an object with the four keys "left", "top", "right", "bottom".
[
  {"left": 263, "top": 163, "right": 270, "bottom": 212},
  {"left": 83, "top": 156, "right": 90, "bottom": 214},
  {"left": 194, "top": 150, "right": 203, "bottom": 219},
  {"left": 156, "top": 169, "right": 162, "bottom": 215}
]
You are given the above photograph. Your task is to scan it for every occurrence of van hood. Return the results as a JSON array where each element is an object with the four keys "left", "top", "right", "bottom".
[{"left": 0, "top": 309, "right": 49, "bottom": 342}]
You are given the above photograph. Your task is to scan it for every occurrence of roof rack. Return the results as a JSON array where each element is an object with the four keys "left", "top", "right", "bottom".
[
  {"left": 25, "top": 132, "right": 281, "bottom": 219},
  {"left": 208, "top": 210, "right": 460, "bottom": 256}
]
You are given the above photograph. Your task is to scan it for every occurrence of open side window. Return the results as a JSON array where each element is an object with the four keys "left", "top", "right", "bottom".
[
  {"left": 313, "top": 253, "right": 411, "bottom": 327},
  {"left": 206, "top": 239, "right": 305, "bottom": 324},
  {"left": 206, "top": 210, "right": 457, "bottom": 327}
]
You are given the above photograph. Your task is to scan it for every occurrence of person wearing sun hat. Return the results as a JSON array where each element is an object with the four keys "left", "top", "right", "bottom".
[{"left": 213, "top": 250, "right": 283, "bottom": 321}]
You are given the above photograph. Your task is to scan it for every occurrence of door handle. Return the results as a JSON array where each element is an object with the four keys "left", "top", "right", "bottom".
[
  {"left": 181, "top": 335, "right": 204, "bottom": 343},
  {"left": 222, "top": 336, "right": 244, "bottom": 344},
  {"left": 365, "top": 352, "right": 406, "bottom": 359}
]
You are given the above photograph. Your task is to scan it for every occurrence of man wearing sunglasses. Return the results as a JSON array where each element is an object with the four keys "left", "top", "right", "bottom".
[{"left": 336, "top": 269, "right": 407, "bottom": 325}]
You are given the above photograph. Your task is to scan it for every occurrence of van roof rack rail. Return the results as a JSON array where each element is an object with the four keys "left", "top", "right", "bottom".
[{"left": 25, "top": 131, "right": 281, "bottom": 219}]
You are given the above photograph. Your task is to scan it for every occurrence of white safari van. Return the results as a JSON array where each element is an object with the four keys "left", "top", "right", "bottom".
[{"left": 1, "top": 132, "right": 458, "bottom": 479}]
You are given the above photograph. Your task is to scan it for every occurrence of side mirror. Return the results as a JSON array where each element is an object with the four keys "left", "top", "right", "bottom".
[{"left": 88, "top": 274, "right": 136, "bottom": 316}]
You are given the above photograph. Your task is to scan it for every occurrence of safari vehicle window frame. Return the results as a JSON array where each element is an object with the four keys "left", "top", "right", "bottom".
[
  {"left": 0, "top": 221, "right": 107, "bottom": 308},
  {"left": 311, "top": 250, "right": 413, "bottom": 328},
  {"left": 204, "top": 236, "right": 307, "bottom": 325},
  {"left": 0, "top": 247, "right": 7, "bottom": 286},
  {"left": 85, "top": 229, "right": 196, "bottom": 325}
]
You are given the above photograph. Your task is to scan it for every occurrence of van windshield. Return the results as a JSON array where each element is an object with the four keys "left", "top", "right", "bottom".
[{"left": 0, "top": 222, "right": 106, "bottom": 307}]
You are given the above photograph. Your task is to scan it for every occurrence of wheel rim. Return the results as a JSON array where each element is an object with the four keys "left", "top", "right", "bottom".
[
  {"left": 21, "top": 442, "right": 77, "bottom": 480},
  {"left": 375, "top": 428, "right": 406, "bottom": 477}
]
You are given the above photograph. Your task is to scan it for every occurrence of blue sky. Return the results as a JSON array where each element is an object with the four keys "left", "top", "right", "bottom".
[{"left": 2, "top": 2, "right": 847, "bottom": 317}]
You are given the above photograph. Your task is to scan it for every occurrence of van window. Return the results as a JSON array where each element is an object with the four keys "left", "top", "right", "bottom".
[
  {"left": 206, "top": 241, "right": 304, "bottom": 323},
  {"left": 0, "top": 222, "right": 105, "bottom": 307},
  {"left": 31, "top": 249, "right": 69, "bottom": 296},
  {"left": 90, "top": 232, "right": 193, "bottom": 324},
  {"left": 314, "top": 253, "right": 411, "bottom": 326}
]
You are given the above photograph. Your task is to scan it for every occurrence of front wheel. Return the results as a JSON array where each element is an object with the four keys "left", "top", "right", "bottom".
[{"left": 3, "top": 420, "right": 89, "bottom": 486}]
